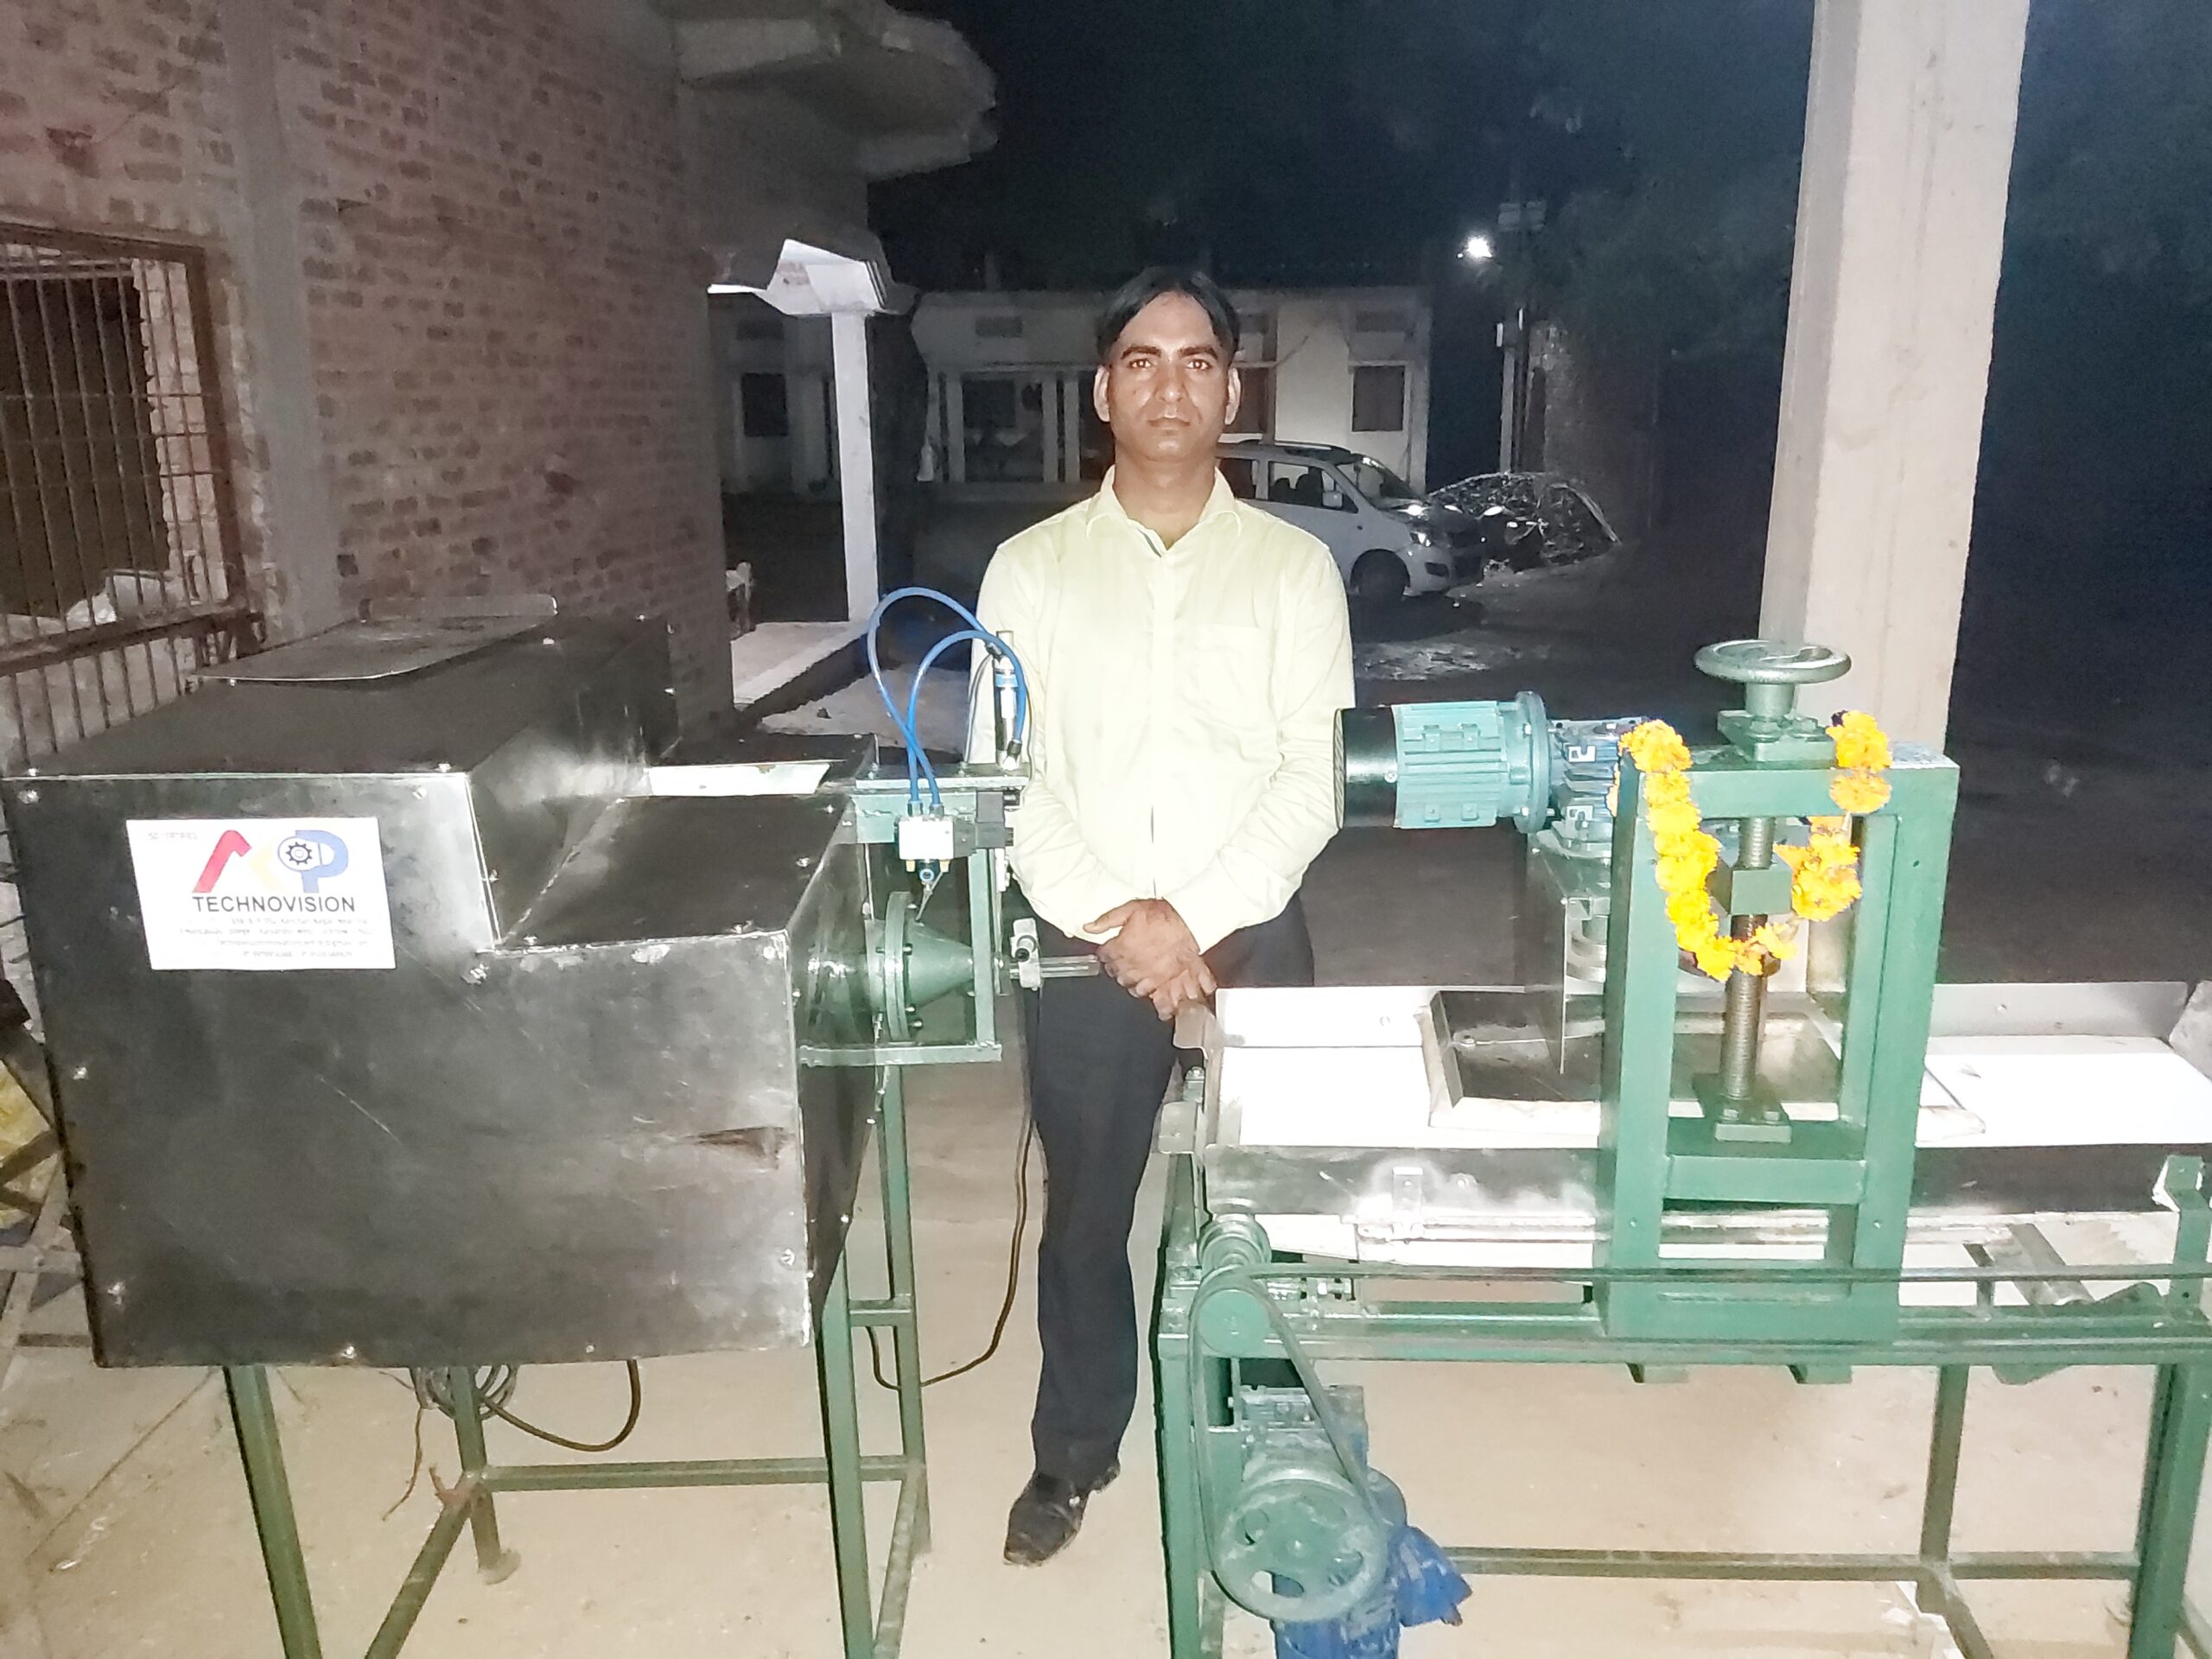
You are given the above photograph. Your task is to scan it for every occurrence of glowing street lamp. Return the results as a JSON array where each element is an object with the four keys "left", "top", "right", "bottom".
[{"left": 1459, "top": 232, "right": 1496, "bottom": 264}]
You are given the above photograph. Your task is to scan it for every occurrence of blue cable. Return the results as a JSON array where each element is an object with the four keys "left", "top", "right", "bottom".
[
  {"left": 904, "top": 629, "right": 996, "bottom": 809},
  {"left": 864, "top": 588, "right": 1030, "bottom": 810},
  {"left": 901, "top": 625, "right": 1034, "bottom": 809},
  {"left": 863, "top": 594, "right": 925, "bottom": 803},
  {"left": 868, "top": 588, "right": 1031, "bottom": 745}
]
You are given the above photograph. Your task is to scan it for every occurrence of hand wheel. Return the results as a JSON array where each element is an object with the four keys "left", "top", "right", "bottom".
[
  {"left": 1694, "top": 639, "right": 1851, "bottom": 686},
  {"left": 1211, "top": 1465, "right": 1399, "bottom": 1625},
  {"left": 1694, "top": 639, "right": 1850, "bottom": 721}
]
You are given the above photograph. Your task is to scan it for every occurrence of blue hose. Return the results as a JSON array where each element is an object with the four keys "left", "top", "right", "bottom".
[{"left": 865, "top": 587, "right": 1029, "bottom": 809}]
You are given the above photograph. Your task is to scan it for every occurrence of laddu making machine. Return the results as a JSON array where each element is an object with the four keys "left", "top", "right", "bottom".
[{"left": 8, "top": 613, "right": 2212, "bottom": 1658}]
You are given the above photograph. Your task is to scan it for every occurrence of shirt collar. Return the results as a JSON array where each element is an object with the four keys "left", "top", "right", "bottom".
[{"left": 1086, "top": 467, "right": 1240, "bottom": 550}]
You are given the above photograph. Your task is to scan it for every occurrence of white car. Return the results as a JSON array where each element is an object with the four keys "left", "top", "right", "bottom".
[{"left": 1219, "top": 441, "right": 1483, "bottom": 605}]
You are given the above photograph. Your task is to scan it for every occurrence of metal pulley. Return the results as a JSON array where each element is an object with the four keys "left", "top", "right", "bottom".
[{"left": 1211, "top": 1462, "right": 1405, "bottom": 1626}]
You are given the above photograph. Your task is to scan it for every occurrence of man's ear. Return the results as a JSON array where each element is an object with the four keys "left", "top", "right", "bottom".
[
  {"left": 1225, "top": 364, "right": 1242, "bottom": 429},
  {"left": 1092, "top": 365, "right": 1111, "bottom": 423}
]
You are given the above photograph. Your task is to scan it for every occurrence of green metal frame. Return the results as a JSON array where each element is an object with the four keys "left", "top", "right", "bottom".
[
  {"left": 226, "top": 1068, "right": 931, "bottom": 1659},
  {"left": 804, "top": 772, "right": 1019, "bottom": 1069},
  {"left": 1155, "top": 1151, "right": 2212, "bottom": 1659},
  {"left": 1602, "top": 748, "right": 1960, "bottom": 1344}
]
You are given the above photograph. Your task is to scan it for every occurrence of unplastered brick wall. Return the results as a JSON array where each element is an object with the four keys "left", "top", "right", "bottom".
[
  {"left": 0, "top": 0, "right": 244, "bottom": 289},
  {"left": 1, "top": 0, "right": 264, "bottom": 543},
  {"left": 0, "top": 0, "right": 254, "bottom": 1021},
  {"left": 284, "top": 0, "right": 727, "bottom": 716},
  {"left": 1, "top": 0, "right": 731, "bottom": 721},
  {"left": 2, "top": 0, "right": 732, "bottom": 1016}
]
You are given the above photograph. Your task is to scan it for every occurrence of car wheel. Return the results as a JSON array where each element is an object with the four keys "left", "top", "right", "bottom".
[{"left": 1350, "top": 551, "right": 1409, "bottom": 607}]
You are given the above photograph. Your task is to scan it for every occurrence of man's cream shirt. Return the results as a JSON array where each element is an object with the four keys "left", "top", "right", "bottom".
[{"left": 970, "top": 470, "right": 1355, "bottom": 951}]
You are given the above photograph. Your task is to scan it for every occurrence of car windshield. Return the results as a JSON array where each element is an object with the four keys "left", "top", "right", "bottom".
[{"left": 1344, "top": 457, "right": 1418, "bottom": 504}]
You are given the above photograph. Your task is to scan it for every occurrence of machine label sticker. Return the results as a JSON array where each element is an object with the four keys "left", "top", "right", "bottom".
[{"left": 124, "top": 817, "right": 396, "bottom": 971}]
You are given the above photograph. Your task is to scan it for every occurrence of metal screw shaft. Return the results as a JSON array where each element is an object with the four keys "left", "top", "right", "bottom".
[{"left": 1716, "top": 816, "right": 1777, "bottom": 1103}]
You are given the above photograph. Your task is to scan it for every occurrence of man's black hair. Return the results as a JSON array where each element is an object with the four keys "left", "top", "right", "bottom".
[{"left": 1095, "top": 266, "right": 1241, "bottom": 364}]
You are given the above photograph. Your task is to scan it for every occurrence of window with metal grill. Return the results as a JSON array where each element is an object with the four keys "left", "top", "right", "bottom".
[{"left": 0, "top": 224, "right": 254, "bottom": 768}]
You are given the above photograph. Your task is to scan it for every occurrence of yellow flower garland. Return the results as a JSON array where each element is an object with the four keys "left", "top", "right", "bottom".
[{"left": 1619, "top": 711, "right": 1893, "bottom": 981}]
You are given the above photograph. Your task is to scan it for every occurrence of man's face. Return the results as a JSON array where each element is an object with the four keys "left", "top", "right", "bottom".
[{"left": 1094, "top": 293, "right": 1241, "bottom": 468}]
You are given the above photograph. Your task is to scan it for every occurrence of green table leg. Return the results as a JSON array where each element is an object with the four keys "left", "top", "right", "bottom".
[
  {"left": 817, "top": 1253, "right": 874, "bottom": 1659},
  {"left": 443, "top": 1368, "right": 520, "bottom": 1583},
  {"left": 1154, "top": 1154, "right": 1223, "bottom": 1659},
  {"left": 875, "top": 1069, "right": 931, "bottom": 1552},
  {"left": 1913, "top": 1366, "right": 1972, "bottom": 1630},
  {"left": 1154, "top": 1308, "right": 1209, "bottom": 1659},
  {"left": 1918, "top": 1368, "right": 1970, "bottom": 1563},
  {"left": 2133, "top": 1363, "right": 2212, "bottom": 1657},
  {"left": 225, "top": 1366, "right": 325, "bottom": 1659}
]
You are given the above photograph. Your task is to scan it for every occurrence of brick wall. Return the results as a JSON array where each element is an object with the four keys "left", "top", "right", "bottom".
[
  {"left": 1, "top": 0, "right": 245, "bottom": 1020},
  {"left": 0, "top": 0, "right": 731, "bottom": 720},
  {"left": 288, "top": 0, "right": 726, "bottom": 715},
  {"left": 2, "top": 0, "right": 262, "bottom": 539}
]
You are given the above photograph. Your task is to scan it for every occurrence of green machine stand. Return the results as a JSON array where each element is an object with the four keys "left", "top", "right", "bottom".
[
  {"left": 1154, "top": 639, "right": 2212, "bottom": 1659},
  {"left": 1600, "top": 639, "right": 1955, "bottom": 1343},
  {"left": 225, "top": 1068, "right": 932, "bottom": 1659}
]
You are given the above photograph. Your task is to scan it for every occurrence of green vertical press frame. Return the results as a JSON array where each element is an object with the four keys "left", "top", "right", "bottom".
[
  {"left": 223, "top": 1063, "right": 932, "bottom": 1659},
  {"left": 1599, "top": 729, "right": 1959, "bottom": 1343}
]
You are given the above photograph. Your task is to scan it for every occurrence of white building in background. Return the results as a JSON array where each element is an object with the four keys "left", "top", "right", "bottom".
[
  {"left": 714, "top": 302, "right": 843, "bottom": 497},
  {"left": 906, "top": 288, "right": 1432, "bottom": 498}
]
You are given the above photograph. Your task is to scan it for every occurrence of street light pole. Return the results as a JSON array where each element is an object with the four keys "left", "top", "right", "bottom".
[{"left": 1494, "top": 193, "right": 1545, "bottom": 474}]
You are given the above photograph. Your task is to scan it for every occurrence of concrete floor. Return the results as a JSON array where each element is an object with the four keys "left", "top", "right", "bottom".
[
  {"left": 3, "top": 553, "right": 2207, "bottom": 1656},
  {"left": 3, "top": 1039, "right": 2196, "bottom": 1658}
]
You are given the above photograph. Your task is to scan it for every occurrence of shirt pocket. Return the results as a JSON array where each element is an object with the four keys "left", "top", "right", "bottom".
[{"left": 1189, "top": 621, "right": 1272, "bottom": 734}]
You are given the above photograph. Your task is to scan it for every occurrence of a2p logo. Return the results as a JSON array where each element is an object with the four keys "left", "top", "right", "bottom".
[{"left": 193, "top": 827, "right": 352, "bottom": 895}]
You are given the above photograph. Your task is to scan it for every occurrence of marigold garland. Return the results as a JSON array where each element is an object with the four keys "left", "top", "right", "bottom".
[{"left": 1618, "top": 710, "right": 1894, "bottom": 982}]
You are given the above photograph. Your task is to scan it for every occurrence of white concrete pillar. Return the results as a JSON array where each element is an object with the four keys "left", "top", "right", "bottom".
[
  {"left": 922, "top": 372, "right": 944, "bottom": 482},
  {"left": 1061, "top": 377, "right": 1084, "bottom": 483},
  {"left": 1405, "top": 318, "right": 1433, "bottom": 491},
  {"left": 944, "top": 374, "right": 967, "bottom": 486},
  {"left": 1758, "top": 0, "right": 2029, "bottom": 746},
  {"left": 830, "top": 311, "right": 879, "bottom": 621},
  {"left": 1040, "top": 375, "right": 1061, "bottom": 486}
]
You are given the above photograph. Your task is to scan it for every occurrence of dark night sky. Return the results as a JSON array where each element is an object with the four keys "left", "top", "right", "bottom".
[
  {"left": 875, "top": 0, "right": 1546, "bottom": 290},
  {"left": 875, "top": 1, "right": 2212, "bottom": 667}
]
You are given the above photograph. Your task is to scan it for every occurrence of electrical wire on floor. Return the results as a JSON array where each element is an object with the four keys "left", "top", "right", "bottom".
[{"left": 868, "top": 1106, "right": 1034, "bottom": 1392}]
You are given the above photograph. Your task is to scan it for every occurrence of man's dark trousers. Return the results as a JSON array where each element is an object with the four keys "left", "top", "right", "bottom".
[{"left": 1020, "top": 896, "right": 1315, "bottom": 1487}]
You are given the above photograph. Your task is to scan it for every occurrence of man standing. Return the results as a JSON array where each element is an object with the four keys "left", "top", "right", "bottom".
[{"left": 973, "top": 268, "right": 1354, "bottom": 1565}]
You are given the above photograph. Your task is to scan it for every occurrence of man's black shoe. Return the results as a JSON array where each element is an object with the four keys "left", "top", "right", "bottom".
[{"left": 1002, "top": 1462, "right": 1119, "bottom": 1565}]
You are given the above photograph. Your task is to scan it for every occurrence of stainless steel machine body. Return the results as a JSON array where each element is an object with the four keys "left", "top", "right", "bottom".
[{"left": 3, "top": 618, "right": 878, "bottom": 1367}]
